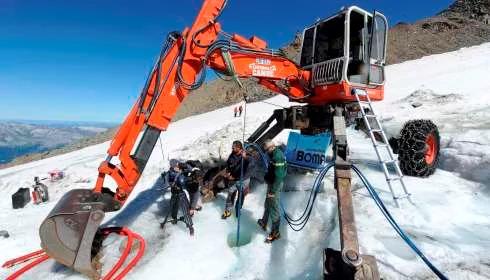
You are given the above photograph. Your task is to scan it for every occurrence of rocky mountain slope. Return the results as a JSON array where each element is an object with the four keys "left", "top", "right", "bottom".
[{"left": 388, "top": 0, "right": 490, "bottom": 64}]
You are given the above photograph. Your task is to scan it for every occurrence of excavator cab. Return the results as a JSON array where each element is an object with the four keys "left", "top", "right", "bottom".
[{"left": 300, "top": 6, "right": 388, "bottom": 103}]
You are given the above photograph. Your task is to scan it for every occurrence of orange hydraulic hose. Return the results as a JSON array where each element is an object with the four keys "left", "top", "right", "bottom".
[
  {"left": 112, "top": 230, "right": 145, "bottom": 280},
  {"left": 2, "top": 249, "right": 45, "bottom": 268},
  {"left": 102, "top": 228, "right": 133, "bottom": 280},
  {"left": 2, "top": 227, "right": 145, "bottom": 280},
  {"left": 4, "top": 254, "right": 50, "bottom": 280}
]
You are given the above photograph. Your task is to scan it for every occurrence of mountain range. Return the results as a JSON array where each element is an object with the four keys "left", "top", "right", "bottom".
[{"left": 0, "top": 120, "right": 114, "bottom": 165}]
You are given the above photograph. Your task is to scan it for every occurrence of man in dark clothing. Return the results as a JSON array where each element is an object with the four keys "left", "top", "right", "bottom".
[
  {"left": 257, "top": 139, "right": 287, "bottom": 243},
  {"left": 161, "top": 160, "right": 194, "bottom": 236},
  {"left": 238, "top": 105, "right": 243, "bottom": 117},
  {"left": 221, "top": 140, "right": 250, "bottom": 219},
  {"left": 185, "top": 160, "right": 203, "bottom": 216}
]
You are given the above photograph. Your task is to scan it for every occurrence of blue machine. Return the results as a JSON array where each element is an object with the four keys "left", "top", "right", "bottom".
[{"left": 285, "top": 131, "right": 332, "bottom": 170}]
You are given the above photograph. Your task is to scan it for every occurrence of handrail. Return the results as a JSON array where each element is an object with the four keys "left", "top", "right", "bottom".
[{"left": 312, "top": 57, "right": 344, "bottom": 86}]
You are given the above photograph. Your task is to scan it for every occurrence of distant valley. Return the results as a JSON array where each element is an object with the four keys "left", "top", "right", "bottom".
[{"left": 0, "top": 120, "right": 115, "bottom": 164}]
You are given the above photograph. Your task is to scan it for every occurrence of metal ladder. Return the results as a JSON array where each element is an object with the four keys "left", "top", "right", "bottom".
[{"left": 352, "top": 89, "right": 411, "bottom": 207}]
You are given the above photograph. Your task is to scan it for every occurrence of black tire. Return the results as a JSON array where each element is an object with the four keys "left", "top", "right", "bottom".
[{"left": 398, "top": 120, "right": 440, "bottom": 177}]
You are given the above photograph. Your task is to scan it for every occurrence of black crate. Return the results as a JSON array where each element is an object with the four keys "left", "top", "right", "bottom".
[{"left": 12, "top": 187, "right": 31, "bottom": 209}]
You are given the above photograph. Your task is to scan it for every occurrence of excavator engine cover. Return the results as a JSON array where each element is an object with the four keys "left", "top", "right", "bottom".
[{"left": 39, "top": 189, "right": 112, "bottom": 279}]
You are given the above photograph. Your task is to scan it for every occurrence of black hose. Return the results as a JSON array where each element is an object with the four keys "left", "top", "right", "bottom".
[{"left": 281, "top": 163, "right": 334, "bottom": 231}]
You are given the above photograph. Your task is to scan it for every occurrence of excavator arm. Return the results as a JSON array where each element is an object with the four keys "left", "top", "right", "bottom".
[
  {"left": 39, "top": 0, "right": 311, "bottom": 277},
  {"left": 96, "top": 3, "right": 311, "bottom": 206}
]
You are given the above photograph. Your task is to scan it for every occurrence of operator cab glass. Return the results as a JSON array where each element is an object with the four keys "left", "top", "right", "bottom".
[{"left": 299, "top": 7, "right": 388, "bottom": 86}]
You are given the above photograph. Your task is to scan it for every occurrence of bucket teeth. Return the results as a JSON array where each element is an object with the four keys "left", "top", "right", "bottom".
[{"left": 39, "top": 189, "right": 109, "bottom": 279}]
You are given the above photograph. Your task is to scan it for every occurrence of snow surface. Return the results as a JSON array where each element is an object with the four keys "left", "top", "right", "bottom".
[{"left": 2, "top": 43, "right": 490, "bottom": 279}]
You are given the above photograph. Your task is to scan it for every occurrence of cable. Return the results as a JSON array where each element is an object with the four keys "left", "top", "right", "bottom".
[
  {"left": 351, "top": 165, "right": 448, "bottom": 280},
  {"left": 246, "top": 139, "right": 335, "bottom": 232},
  {"left": 158, "top": 136, "right": 166, "bottom": 169},
  {"left": 235, "top": 90, "right": 248, "bottom": 246},
  {"left": 259, "top": 100, "right": 287, "bottom": 109},
  {"left": 244, "top": 142, "right": 269, "bottom": 169},
  {"left": 281, "top": 163, "right": 335, "bottom": 231}
]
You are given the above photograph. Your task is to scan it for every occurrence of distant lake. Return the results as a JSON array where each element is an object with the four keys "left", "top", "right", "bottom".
[{"left": 0, "top": 145, "right": 49, "bottom": 164}]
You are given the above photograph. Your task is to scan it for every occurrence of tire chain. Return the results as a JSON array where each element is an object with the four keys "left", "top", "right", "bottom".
[{"left": 398, "top": 119, "right": 440, "bottom": 177}]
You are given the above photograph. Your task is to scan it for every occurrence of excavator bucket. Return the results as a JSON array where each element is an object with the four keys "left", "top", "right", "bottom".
[{"left": 39, "top": 189, "right": 107, "bottom": 279}]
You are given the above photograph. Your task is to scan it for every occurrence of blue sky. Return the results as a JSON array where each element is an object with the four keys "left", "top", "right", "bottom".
[{"left": 0, "top": 0, "right": 453, "bottom": 122}]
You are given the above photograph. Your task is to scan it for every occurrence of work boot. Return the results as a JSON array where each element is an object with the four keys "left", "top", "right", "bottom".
[
  {"left": 189, "top": 227, "right": 195, "bottom": 236},
  {"left": 265, "top": 231, "right": 280, "bottom": 243},
  {"left": 221, "top": 210, "right": 231, "bottom": 219},
  {"left": 257, "top": 219, "right": 267, "bottom": 231}
]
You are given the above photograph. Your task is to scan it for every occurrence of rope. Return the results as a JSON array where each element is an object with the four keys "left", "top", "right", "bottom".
[
  {"left": 235, "top": 99, "right": 247, "bottom": 247},
  {"left": 351, "top": 165, "right": 448, "bottom": 280},
  {"left": 259, "top": 100, "right": 287, "bottom": 109},
  {"left": 158, "top": 136, "right": 165, "bottom": 164}
]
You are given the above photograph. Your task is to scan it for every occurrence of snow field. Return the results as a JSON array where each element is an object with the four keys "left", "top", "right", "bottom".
[{"left": 1, "top": 43, "right": 490, "bottom": 279}]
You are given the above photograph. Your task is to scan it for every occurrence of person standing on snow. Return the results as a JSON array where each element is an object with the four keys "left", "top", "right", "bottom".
[
  {"left": 184, "top": 160, "right": 204, "bottom": 216},
  {"left": 238, "top": 105, "right": 243, "bottom": 117},
  {"left": 221, "top": 140, "right": 250, "bottom": 219},
  {"left": 257, "top": 139, "right": 286, "bottom": 243},
  {"left": 234, "top": 106, "right": 238, "bottom": 117},
  {"left": 162, "top": 160, "right": 195, "bottom": 236}
]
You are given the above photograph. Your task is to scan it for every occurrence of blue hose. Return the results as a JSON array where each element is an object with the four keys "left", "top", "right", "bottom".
[
  {"left": 245, "top": 142, "right": 447, "bottom": 279},
  {"left": 244, "top": 142, "right": 270, "bottom": 168},
  {"left": 247, "top": 142, "right": 336, "bottom": 231},
  {"left": 351, "top": 165, "right": 449, "bottom": 280}
]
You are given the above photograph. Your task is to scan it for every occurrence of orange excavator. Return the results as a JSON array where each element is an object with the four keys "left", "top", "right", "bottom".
[{"left": 38, "top": 1, "right": 440, "bottom": 279}]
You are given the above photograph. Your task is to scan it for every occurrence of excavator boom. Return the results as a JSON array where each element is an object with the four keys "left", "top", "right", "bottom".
[
  {"left": 38, "top": 0, "right": 312, "bottom": 277},
  {"left": 39, "top": 1, "right": 389, "bottom": 278}
]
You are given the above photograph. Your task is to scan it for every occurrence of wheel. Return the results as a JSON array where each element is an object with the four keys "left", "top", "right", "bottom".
[{"left": 398, "top": 120, "right": 440, "bottom": 177}]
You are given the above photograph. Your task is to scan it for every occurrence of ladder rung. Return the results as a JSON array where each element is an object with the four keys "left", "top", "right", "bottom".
[
  {"left": 382, "top": 160, "right": 397, "bottom": 164},
  {"left": 386, "top": 176, "right": 402, "bottom": 181},
  {"left": 353, "top": 91, "right": 368, "bottom": 96},
  {"left": 358, "top": 101, "right": 370, "bottom": 105},
  {"left": 374, "top": 143, "right": 388, "bottom": 147},
  {"left": 395, "top": 193, "right": 411, "bottom": 200},
  {"left": 371, "top": 129, "right": 383, "bottom": 133},
  {"left": 365, "top": 114, "right": 378, "bottom": 118}
]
